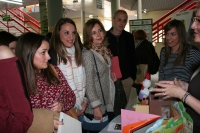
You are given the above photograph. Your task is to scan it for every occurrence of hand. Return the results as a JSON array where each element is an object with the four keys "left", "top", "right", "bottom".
[
  {"left": 111, "top": 73, "right": 117, "bottom": 82},
  {"left": 81, "top": 99, "right": 87, "bottom": 112},
  {"left": 53, "top": 119, "right": 64, "bottom": 130},
  {"left": 158, "top": 78, "right": 189, "bottom": 91},
  {"left": 152, "top": 78, "right": 185, "bottom": 100},
  {"left": 76, "top": 99, "right": 88, "bottom": 116},
  {"left": 93, "top": 106, "right": 103, "bottom": 123},
  {"left": 49, "top": 102, "right": 63, "bottom": 112}
]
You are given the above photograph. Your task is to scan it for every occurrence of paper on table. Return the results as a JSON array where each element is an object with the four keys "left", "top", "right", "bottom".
[
  {"left": 111, "top": 56, "right": 122, "bottom": 79},
  {"left": 58, "top": 112, "right": 81, "bottom": 133},
  {"left": 121, "top": 109, "right": 160, "bottom": 130}
]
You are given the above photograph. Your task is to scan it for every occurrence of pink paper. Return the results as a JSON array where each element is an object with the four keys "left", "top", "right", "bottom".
[
  {"left": 121, "top": 109, "right": 160, "bottom": 129},
  {"left": 111, "top": 56, "right": 122, "bottom": 78}
]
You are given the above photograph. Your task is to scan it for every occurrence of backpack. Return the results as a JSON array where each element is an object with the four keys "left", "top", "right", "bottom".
[{"left": 147, "top": 44, "right": 160, "bottom": 74}]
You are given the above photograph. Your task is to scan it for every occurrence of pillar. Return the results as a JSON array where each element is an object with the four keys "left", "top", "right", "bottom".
[
  {"left": 46, "top": 0, "right": 63, "bottom": 32},
  {"left": 111, "top": 0, "right": 120, "bottom": 18},
  {"left": 137, "top": 0, "right": 142, "bottom": 19},
  {"left": 81, "top": 0, "right": 85, "bottom": 34},
  {"left": 39, "top": 0, "right": 48, "bottom": 35}
]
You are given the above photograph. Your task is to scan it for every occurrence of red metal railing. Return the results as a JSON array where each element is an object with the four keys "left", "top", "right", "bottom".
[
  {"left": 152, "top": 0, "right": 196, "bottom": 42},
  {"left": 0, "top": 14, "right": 31, "bottom": 33},
  {"left": 0, "top": 8, "right": 40, "bottom": 35}
]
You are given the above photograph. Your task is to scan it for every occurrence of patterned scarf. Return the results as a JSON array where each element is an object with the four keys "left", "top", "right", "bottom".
[{"left": 92, "top": 44, "right": 112, "bottom": 64}]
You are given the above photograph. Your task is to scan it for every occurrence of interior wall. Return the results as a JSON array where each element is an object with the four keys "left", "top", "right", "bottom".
[{"left": 142, "top": 9, "right": 171, "bottom": 22}]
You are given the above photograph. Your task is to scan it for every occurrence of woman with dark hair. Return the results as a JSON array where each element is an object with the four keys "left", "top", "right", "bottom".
[
  {"left": 151, "top": 5, "right": 200, "bottom": 132},
  {"left": 50, "top": 18, "right": 87, "bottom": 117},
  {"left": 0, "top": 31, "right": 17, "bottom": 53},
  {"left": 82, "top": 18, "right": 116, "bottom": 133},
  {"left": 159, "top": 19, "right": 200, "bottom": 82},
  {"left": 15, "top": 32, "right": 75, "bottom": 114}
]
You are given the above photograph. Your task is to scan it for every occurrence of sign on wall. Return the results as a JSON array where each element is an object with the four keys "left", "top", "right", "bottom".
[
  {"left": 129, "top": 19, "right": 153, "bottom": 42},
  {"left": 2, "top": 14, "right": 10, "bottom": 21},
  {"left": 171, "top": 10, "right": 193, "bottom": 32}
]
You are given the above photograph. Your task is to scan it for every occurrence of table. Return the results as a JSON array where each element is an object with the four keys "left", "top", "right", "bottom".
[
  {"left": 100, "top": 114, "right": 155, "bottom": 133},
  {"left": 100, "top": 105, "right": 155, "bottom": 133}
]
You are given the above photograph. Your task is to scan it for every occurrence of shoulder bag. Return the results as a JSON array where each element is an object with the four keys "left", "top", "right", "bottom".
[{"left": 49, "top": 64, "right": 78, "bottom": 120}]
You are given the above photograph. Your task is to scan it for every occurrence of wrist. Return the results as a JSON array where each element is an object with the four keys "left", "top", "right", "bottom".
[
  {"left": 93, "top": 105, "right": 99, "bottom": 109},
  {"left": 182, "top": 92, "right": 190, "bottom": 103},
  {"left": 179, "top": 90, "right": 186, "bottom": 100}
]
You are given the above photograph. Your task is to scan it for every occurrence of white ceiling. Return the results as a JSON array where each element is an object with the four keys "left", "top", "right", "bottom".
[{"left": 0, "top": 0, "right": 195, "bottom": 19}]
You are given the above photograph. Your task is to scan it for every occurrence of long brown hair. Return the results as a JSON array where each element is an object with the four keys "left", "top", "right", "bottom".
[
  {"left": 50, "top": 18, "right": 82, "bottom": 66},
  {"left": 15, "top": 32, "right": 60, "bottom": 95},
  {"left": 83, "top": 18, "right": 108, "bottom": 49},
  {"left": 163, "top": 19, "right": 189, "bottom": 67}
]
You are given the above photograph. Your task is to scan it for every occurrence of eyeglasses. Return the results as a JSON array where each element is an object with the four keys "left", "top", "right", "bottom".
[
  {"left": 193, "top": 17, "right": 200, "bottom": 24},
  {"left": 115, "top": 18, "right": 127, "bottom": 23}
]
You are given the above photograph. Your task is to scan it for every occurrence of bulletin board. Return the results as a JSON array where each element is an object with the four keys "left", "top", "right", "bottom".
[
  {"left": 171, "top": 10, "right": 194, "bottom": 32},
  {"left": 129, "top": 19, "right": 153, "bottom": 42}
]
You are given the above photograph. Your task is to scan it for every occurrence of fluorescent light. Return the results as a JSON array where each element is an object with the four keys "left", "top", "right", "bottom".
[{"left": 0, "top": 0, "right": 23, "bottom": 5}]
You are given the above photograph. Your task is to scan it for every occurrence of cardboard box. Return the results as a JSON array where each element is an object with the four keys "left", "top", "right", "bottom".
[{"left": 149, "top": 93, "right": 178, "bottom": 118}]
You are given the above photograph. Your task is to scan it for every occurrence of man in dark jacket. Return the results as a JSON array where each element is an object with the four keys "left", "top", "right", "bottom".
[{"left": 106, "top": 10, "right": 137, "bottom": 104}]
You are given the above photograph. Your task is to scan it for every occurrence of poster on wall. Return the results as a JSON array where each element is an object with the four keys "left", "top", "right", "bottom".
[
  {"left": 171, "top": 10, "right": 194, "bottom": 33},
  {"left": 129, "top": 19, "right": 153, "bottom": 42}
]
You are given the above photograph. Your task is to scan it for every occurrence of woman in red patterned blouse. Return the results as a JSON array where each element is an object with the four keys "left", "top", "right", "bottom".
[{"left": 15, "top": 32, "right": 76, "bottom": 113}]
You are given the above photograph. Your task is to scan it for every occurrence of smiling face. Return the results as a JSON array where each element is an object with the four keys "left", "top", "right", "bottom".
[
  {"left": 91, "top": 23, "right": 105, "bottom": 46},
  {"left": 191, "top": 10, "right": 200, "bottom": 43},
  {"left": 33, "top": 41, "right": 50, "bottom": 72},
  {"left": 165, "top": 27, "right": 180, "bottom": 52},
  {"left": 59, "top": 22, "right": 76, "bottom": 48}
]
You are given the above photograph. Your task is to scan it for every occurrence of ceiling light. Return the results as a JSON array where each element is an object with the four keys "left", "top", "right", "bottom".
[
  {"left": 0, "top": 0, "right": 22, "bottom": 5},
  {"left": 89, "top": 15, "right": 93, "bottom": 18},
  {"left": 143, "top": 9, "right": 147, "bottom": 13}
]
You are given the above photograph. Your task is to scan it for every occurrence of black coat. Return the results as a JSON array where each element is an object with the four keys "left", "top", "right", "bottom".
[
  {"left": 135, "top": 39, "right": 154, "bottom": 73},
  {"left": 106, "top": 28, "right": 137, "bottom": 80}
]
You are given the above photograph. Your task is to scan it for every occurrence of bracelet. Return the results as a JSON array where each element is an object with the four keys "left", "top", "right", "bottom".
[{"left": 182, "top": 92, "right": 190, "bottom": 103}]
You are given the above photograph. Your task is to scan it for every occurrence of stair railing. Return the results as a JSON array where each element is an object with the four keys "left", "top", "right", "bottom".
[
  {"left": 152, "top": 0, "right": 195, "bottom": 42},
  {"left": 7, "top": 8, "right": 40, "bottom": 33}
]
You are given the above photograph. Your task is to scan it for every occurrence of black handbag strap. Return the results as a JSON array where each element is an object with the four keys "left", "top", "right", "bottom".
[{"left": 91, "top": 52, "right": 106, "bottom": 106}]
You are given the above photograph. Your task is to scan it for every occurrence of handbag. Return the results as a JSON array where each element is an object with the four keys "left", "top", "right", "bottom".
[
  {"left": 135, "top": 64, "right": 148, "bottom": 84},
  {"left": 49, "top": 64, "right": 78, "bottom": 120},
  {"left": 113, "top": 79, "right": 127, "bottom": 116}
]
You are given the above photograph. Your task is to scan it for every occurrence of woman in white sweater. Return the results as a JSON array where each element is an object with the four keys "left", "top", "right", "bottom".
[{"left": 49, "top": 18, "right": 87, "bottom": 116}]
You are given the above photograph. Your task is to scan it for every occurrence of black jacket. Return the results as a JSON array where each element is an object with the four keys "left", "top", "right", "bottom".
[
  {"left": 135, "top": 39, "right": 154, "bottom": 73},
  {"left": 106, "top": 28, "right": 137, "bottom": 80}
]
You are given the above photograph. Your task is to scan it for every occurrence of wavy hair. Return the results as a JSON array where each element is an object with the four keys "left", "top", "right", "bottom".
[
  {"left": 15, "top": 32, "right": 60, "bottom": 95},
  {"left": 50, "top": 18, "right": 82, "bottom": 66},
  {"left": 83, "top": 18, "right": 108, "bottom": 50}
]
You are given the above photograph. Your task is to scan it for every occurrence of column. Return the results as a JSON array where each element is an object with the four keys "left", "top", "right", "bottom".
[
  {"left": 46, "top": 0, "right": 63, "bottom": 32},
  {"left": 39, "top": 0, "right": 48, "bottom": 35},
  {"left": 111, "top": 0, "right": 120, "bottom": 18},
  {"left": 81, "top": 0, "right": 85, "bottom": 34},
  {"left": 137, "top": 0, "right": 142, "bottom": 19}
]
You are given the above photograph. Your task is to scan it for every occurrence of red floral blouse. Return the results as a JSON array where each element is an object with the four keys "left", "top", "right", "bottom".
[{"left": 30, "top": 66, "right": 75, "bottom": 112}]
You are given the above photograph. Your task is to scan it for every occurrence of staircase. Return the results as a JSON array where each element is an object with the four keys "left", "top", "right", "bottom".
[
  {"left": 152, "top": 0, "right": 197, "bottom": 42},
  {"left": 0, "top": 8, "right": 40, "bottom": 36}
]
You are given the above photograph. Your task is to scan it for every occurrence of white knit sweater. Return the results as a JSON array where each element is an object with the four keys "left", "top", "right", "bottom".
[{"left": 57, "top": 45, "right": 86, "bottom": 110}]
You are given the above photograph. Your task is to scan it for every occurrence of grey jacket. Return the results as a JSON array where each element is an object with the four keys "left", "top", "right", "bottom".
[{"left": 82, "top": 49, "right": 115, "bottom": 115}]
